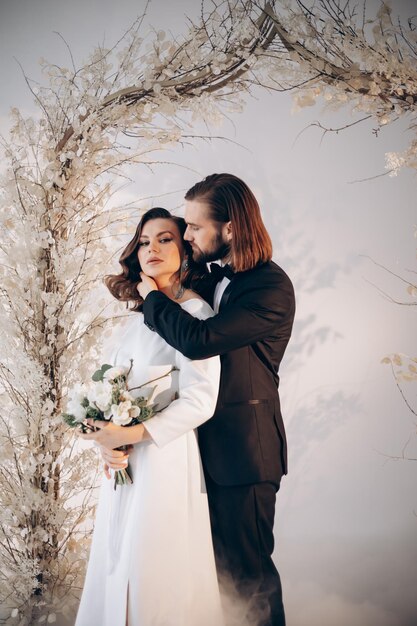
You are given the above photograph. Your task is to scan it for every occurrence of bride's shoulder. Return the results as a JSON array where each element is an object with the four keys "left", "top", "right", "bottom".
[{"left": 179, "top": 291, "right": 214, "bottom": 320}]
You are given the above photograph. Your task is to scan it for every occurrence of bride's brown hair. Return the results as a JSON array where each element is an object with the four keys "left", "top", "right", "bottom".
[{"left": 105, "top": 207, "right": 205, "bottom": 312}]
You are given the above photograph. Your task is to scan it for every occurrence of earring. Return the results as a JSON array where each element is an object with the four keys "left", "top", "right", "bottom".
[
  {"left": 174, "top": 283, "right": 185, "bottom": 300},
  {"left": 173, "top": 257, "right": 188, "bottom": 300}
]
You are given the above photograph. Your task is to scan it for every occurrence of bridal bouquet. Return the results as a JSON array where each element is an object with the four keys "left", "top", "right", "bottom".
[{"left": 62, "top": 360, "right": 175, "bottom": 487}]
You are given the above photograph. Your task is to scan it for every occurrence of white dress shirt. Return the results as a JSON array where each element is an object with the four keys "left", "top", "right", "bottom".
[{"left": 210, "top": 261, "right": 231, "bottom": 313}]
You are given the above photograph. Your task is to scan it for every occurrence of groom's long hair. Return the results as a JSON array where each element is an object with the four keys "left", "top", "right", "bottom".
[{"left": 185, "top": 173, "right": 273, "bottom": 272}]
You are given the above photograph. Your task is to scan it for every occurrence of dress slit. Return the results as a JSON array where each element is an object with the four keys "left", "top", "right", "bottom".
[
  {"left": 125, "top": 581, "right": 130, "bottom": 626},
  {"left": 74, "top": 300, "right": 224, "bottom": 626}
]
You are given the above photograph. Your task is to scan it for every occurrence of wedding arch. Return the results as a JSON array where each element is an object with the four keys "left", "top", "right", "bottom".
[{"left": 0, "top": 1, "right": 415, "bottom": 623}]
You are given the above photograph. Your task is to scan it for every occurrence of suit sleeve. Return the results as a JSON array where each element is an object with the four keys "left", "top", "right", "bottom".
[{"left": 142, "top": 274, "right": 295, "bottom": 360}]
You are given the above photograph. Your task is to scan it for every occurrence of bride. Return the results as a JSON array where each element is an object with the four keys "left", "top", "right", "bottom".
[{"left": 75, "top": 208, "right": 223, "bottom": 626}]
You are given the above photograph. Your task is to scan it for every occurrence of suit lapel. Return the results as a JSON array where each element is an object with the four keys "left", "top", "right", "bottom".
[
  {"left": 219, "top": 270, "right": 246, "bottom": 310},
  {"left": 194, "top": 273, "right": 218, "bottom": 308},
  {"left": 219, "top": 279, "right": 233, "bottom": 310},
  {"left": 218, "top": 266, "right": 259, "bottom": 310}
]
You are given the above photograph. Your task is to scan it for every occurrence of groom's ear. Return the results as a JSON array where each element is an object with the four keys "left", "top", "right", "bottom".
[{"left": 224, "top": 221, "right": 232, "bottom": 242}]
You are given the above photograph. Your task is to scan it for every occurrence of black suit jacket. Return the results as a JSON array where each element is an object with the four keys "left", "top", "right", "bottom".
[{"left": 143, "top": 261, "right": 295, "bottom": 487}]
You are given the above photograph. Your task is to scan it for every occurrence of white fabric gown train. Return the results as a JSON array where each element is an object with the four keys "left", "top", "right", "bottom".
[{"left": 75, "top": 298, "right": 224, "bottom": 626}]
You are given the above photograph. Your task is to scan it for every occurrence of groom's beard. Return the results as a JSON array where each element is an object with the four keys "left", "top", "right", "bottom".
[{"left": 191, "top": 231, "right": 231, "bottom": 264}]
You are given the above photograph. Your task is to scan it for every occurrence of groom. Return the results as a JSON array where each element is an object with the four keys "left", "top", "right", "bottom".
[{"left": 139, "top": 173, "right": 295, "bottom": 626}]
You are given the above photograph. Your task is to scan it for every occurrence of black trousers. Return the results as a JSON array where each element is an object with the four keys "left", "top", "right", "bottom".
[{"left": 205, "top": 472, "right": 285, "bottom": 626}]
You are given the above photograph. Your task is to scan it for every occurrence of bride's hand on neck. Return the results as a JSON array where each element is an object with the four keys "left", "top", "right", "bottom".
[
  {"left": 137, "top": 273, "right": 158, "bottom": 299},
  {"left": 137, "top": 271, "right": 186, "bottom": 302}
]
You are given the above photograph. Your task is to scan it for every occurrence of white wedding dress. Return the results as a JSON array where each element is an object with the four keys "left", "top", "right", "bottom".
[{"left": 75, "top": 298, "right": 224, "bottom": 626}]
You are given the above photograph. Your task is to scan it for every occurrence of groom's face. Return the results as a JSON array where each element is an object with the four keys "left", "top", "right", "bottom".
[{"left": 184, "top": 199, "right": 231, "bottom": 264}]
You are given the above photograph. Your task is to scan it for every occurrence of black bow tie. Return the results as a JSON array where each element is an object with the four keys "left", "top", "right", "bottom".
[{"left": 209, "top": 263, "right": 234, "bottom": 281}]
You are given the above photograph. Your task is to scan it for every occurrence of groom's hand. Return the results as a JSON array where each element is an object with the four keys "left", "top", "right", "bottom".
[{"left": 137, "top": 272, "right": 158, "bottom": 299}]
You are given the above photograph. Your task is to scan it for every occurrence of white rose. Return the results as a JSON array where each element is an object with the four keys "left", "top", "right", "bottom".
[
  {"left": 111, "top": 401, "right": 140, "bottom": 426},
  {"left": 66, "top": 398, "right": 87, "bottom": 423},
  {"left": 87, "top": 380, "right": 113, "bottom": 412},
  {"left": 103, "top": 406, "right": 113, "bottom": 420},
  {"left": 120, "top": 390, "right": 134, "bottom": 402},
  {"left": 68, "top": 382, "right": 87, "bottom": 404},
  {"left": 103, "top": 366, "right": 127, "bottom": 381},
  {"left": 66, "top": 383, "right": 88, "bottom": 422},
  {"left": 111, "top": 401, "right": 133, "bottom": 426}
]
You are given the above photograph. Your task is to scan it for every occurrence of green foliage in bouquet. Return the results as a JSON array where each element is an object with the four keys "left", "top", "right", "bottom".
[{"left": 62, "top": 361, "right": 176, "bottom": 486}]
